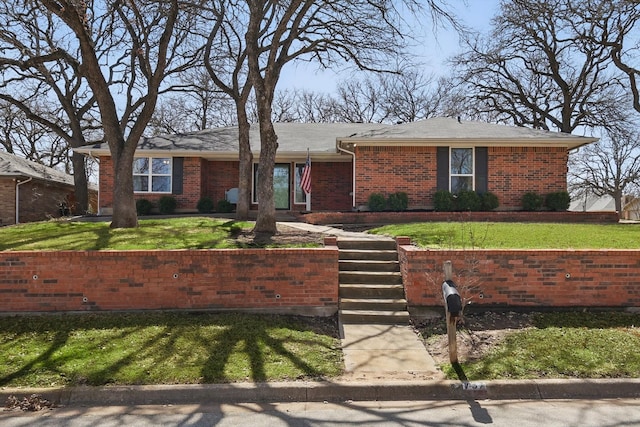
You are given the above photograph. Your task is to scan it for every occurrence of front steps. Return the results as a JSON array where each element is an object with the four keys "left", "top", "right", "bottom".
[{"left": 338, "top": 238, "right": 410, "bottom": 325}]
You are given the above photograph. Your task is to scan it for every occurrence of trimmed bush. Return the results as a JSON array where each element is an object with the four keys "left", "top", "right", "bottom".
[
  {"left": 480, "top": 192, "right": 499, "bottom": 211},
  {"left": 545, "top": 191, "right": 570, "bottom": 211},
  {"left": 387, "top": 192, "right": 409, "bottom": 211},
  {"left": 367, "top": 193, "right": 387, "bottom": 212},
  {"left": 136, "top": 199, "right": 153, "bottom": 216},
  {"left": 433, "top": 190, "right": 454, "bottom": 211},
  {"left": 455, "top": 190, "right": 482, "bottom": 211},
  {"left": 158, "top": 196, "right": 177, "bottom": 215},
  {"left": 217, "top": 199, "right": 234, "bottom": 213},
  {"left": 522, "top": 192, "right": 543, "bottom": 211},
  {"left": 197, "top": 197, "right": 215, "bottom": 213}
]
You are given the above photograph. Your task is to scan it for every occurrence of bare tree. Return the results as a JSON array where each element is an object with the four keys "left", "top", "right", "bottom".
[
  {"left": 569, "top": 124, "right": 640, "bottom": 216},
  {"left": 450, "top": 0, "right": 625, "bottom": 134},
  {"left": 0, "top": 1, "right": 104, "bottom": 213},
  {"left": 242, "top": 0, "right": 457, "bottom": 234},
  {"left": 29, "top": 0, "right": 202, "bottom": 228},
  {"left": 566, "top": 0, "right": 640, "bottom": 115}
]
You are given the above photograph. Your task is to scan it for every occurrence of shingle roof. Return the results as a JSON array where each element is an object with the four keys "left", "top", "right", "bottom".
[
  {"left": 75, "top": 117, "right": 597, "bottom": 157},
  {"left": 0, "top": 151, "right": 75, "bottom": 186}
]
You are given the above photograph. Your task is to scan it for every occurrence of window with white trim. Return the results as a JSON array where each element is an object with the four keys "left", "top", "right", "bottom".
[
  {"left": 133, "top": 157, "right": 172, "bottom": 193},
  {"left": 450, "top": 148, "right": 473, "bottom": 192}
]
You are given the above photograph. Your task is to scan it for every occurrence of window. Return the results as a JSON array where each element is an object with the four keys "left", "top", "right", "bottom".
[
  {"left": 294, "top": 163, "right": 307, "bottom": 205},
  {"left": 436, "top": 147, "right": 488, "bottom": 193},
  {"left": 450, "top": 148, "right": 473, "bottom": 192},
  {"left": 133, "top": 157, "right": 172, "bottom": 193}
]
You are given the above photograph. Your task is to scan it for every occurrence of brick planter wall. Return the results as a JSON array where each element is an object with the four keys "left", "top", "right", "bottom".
[
  {"left": 398, "top": 244, "right": 640, "bottom": 310},
  {"left": 0, "top": 248, "right": 339, "bottom": 316},
  {"left": 298, "top": 211, "right": 620, "bottom": 225}
]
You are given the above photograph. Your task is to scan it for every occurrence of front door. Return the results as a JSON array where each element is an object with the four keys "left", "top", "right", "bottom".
[{"left": 274, "top": 164, "right": 290, "bottom": 210}]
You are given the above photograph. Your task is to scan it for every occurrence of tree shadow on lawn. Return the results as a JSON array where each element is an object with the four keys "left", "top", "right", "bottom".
[{"left": 0, "top": 313, "right": 340, "bottom": 387}]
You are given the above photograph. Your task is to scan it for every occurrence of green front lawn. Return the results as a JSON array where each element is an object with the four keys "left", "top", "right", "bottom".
[
  {"left": 370, "top": 222, "right": 640, "bottom": 249},
  {"left": 426, "top": 312, "right": 640, "bottom": 380},
  {"left": 0, "top": 312, "right": 342, "bottom": 387},
  {"left": 0, "top": 217, "right": 322, "bottom": 251}
]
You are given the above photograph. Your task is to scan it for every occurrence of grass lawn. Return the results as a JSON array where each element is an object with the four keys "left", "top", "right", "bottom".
[
  {"left": 370, "top": 222, "right": 640, "bottom": 249},
  {"left": 0, "top": 217, "right": 321, "bottom": 251},
  {"left": 0, "top": 312, "right": 342, "bottom": 387},
  {"left": 427, "top": 312, "right": 640, "bottom": 380}
]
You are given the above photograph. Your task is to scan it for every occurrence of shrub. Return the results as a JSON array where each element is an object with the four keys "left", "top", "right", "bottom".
[
  {"left": 158, "top": 196, "right": 177, "bottom": 215},
  {"left": 433, "top": 190, "right": 454, "bottom": 211},
  {"left": 197, "top": 196, "right": 215, "bottom": 213},
  {"left": 387, "top": 192, "right": 409, "bottom": 211},
  {"left": 522, "top": 192, "right": 543, "bottom": 211},
  {"left": 367, "top": 193, "right": 387, "bottom": 212},
  {"left": 455, "top": 190, "right": 482, "bottom": 211},
  {"left": 217, "top": 199, "right": 234, "bottom": 213},
  {"left": 136, "top": 199, "right": 153, "bottom": 216},
  {"left": 480, "top": 192, "right": 500, "bottom": 211},
  {"left": 545, "top": 191, "right": 571, "bottom": 211}
]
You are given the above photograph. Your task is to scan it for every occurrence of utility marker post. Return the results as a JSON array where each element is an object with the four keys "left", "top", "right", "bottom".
[{"left": 442, "top": 260, "right": 461, "bottom": 364}]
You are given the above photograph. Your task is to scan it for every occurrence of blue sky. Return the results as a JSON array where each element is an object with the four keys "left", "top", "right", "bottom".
[{"left": 279, "top": 1, "right": 500, "bottom": 93}]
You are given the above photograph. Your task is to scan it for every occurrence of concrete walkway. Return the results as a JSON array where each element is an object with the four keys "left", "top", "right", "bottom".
[{"left": 281, "top": 221, "right": 442, "bottom": 381}]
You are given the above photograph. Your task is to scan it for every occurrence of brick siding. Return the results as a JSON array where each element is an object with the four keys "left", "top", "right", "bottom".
[
  {"left": 0, "top": 178, "right": 76, "bottom": 226},
  {"left": 399, "top": 244, "right": 640, "bottom": 309},
  {"left": 355, "top": 146, "right": 569, "bottom": 211},
  {"left": 0, "top": 248, "right": 339, "bottom": 314}
]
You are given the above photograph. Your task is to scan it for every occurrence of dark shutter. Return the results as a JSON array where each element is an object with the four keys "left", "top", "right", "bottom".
[
  {"left": 172, "top": 157, "right": 183, "bottom": 195},
  {"left": 475, "top": 147, "right": 488, "bottom": 193},
  {"left": 436, "top": 147, "right": 449, "bottom": 191}
]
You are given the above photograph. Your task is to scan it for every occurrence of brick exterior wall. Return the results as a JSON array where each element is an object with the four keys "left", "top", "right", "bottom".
[
  {"left": 489, "top": 147, "right": 568, "bottom": 209},
  {"left": 96, "top": 145, "right": 570, "bottom": 213},
  {"left": 398, "top": 245, "right": 640, "bottom": 309},
  {"left": 308, "top": 162, "right": 352, "bottom": 211},
  {"left": 356, "top": 146, "right": 436, "bottom": 209},
  {"left": 0, "top": 178, "right": 76, "bottom": 226},
  {"left": 99, "top": 156, "right": 204, "bottom": 213},
  {"left": 0, "top": 179, "right": 16, "bottom": 226},
  {"left": 0, "top": 248, "right": 339, "bottom": 315},
  {"left": 354, "top": 145, "right": 569, "bottom": 211},
  {"left": 204, "top": 160, "right": 240, "bottom": 204}
]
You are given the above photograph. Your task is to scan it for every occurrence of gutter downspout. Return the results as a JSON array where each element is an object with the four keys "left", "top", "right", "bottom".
[
  {"left": 336, "top": 140, "right": 357, "bottom": 210},
  {"left": 15, "top": 177, "right": 33, "bottom": 224}
]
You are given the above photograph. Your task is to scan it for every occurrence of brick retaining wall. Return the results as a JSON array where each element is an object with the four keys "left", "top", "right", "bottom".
[
  {"left": 298, "top": 211, "right": 620, "bottom": 225},
  {"left": 398, "top": 244, "right": 640, "bottom": 310},
  {"left": 0, "top": 248, "right": 339, "bottom": 315}
]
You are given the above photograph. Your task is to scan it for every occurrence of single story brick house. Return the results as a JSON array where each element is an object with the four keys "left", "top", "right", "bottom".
[
  {"left": 76, "top": 117, "right": 597, "bottom": 215},
  {"left": 0, "top": 151, "right": 97, "bottom": 225}
]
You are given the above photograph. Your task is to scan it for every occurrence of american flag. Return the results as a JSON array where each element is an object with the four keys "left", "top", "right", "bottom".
[{"left": 301, "top": 150, "right": 311, "bottom": 194}]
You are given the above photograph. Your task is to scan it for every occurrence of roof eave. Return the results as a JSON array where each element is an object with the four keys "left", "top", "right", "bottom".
[{"left": 337, "top": 137, "right": 599, "bottom": 150}]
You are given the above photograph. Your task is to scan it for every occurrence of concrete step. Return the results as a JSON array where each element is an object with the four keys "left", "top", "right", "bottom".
[
  {"left": 339, "top": 283, "right": 406, "bottom": 299},
  {"left": 340, "top": 298, "right": 408, "bottom": 311},
  {"left": 340, "top": 309, "right": 410, "bottom": 325},
  {"left": 337, "top": 239, "right": 397, "bottom": 251},
  {"left": 339, "top": 259, "right": 400, "bottom": 272},
  {"left": 339, "top": 249, "right": 398, "bottom": 261},
  {"left": 339, "top": 271, "right": 403, "bottom": 285}
]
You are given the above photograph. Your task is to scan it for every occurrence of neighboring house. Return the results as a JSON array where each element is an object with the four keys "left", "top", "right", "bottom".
[
  {"left": 0, "top": 152, "right": 96, "bottom": 226},
  {"left": 622, "top": 196, "right": 640, "bottom": 221},
  {"left": 569, "top": 194, "right": 616, "bottom": 213},
  {"left": 75, "top": 117, "right": 597, "bottom": 215}
]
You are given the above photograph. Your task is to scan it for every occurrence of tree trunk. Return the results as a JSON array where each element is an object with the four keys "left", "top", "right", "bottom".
[
  {"left": 110, "top": 150, "right": 138, "bottom": 228},
  {"left": 253, "top": 119, "right": 278, "bottom": 234},
  {"left": 235, "top": 110, "right": 252, "bottom": 220},
  {"left": 71, "top": 151, "right": 89, "bottom": 214}
]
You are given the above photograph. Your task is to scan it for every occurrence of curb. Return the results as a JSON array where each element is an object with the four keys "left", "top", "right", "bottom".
[{"left": 2, "top": 379, "right": 639, "bottom": 406}]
